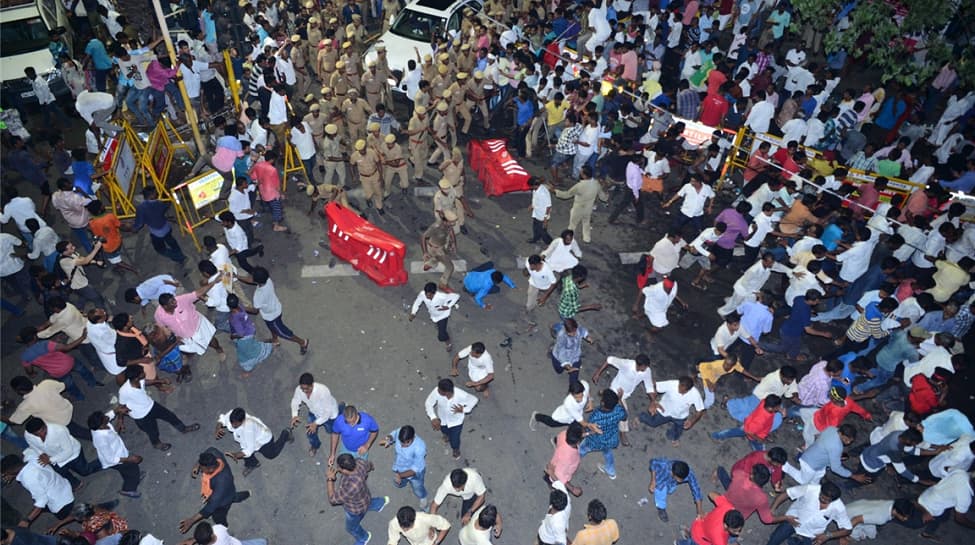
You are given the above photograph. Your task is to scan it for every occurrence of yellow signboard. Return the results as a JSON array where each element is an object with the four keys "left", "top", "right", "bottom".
[{"left": 183, "top": 170, "right": 224, "bottom": 210}]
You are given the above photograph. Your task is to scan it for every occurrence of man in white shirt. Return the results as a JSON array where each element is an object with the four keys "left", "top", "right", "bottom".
[
  {"left": 663, "top": 177, "right": 715, "bottom": 233},
  {"left": 25, "top": 66, "right": 70, "bottom": 127},
  {"left": 1, "top": 450, "right": 75, "bottom": 527},
  {"left": 289, "top": 372, "right": 341, "bottom": 456},
  {"left": 75, "top": 89, "right": 120, "bottom": 132},
  {"left": 192, "top": 521, "right": 269, "bottom": 545},
  {"left": 768, "top": 481, "right": 853, "bottom": 545},
  {"left": 646, "top": 232, "right": 687, "bottom": 280},
  {"left": 745, "top": 91, "right": 776, "bottom": 134},
  {"left": 536, "top": 481, "right": 571, "bottom": 545},
  {"left": 928, "top": 437, "right": 975, "bottom": 480},
  {"left": 451, "top": 342, "right": 495, "bottom": 397},
  {"left": 23, "top": 417, "right": 96, "bottom": 490},
  {"left": 84, "top": 307, "right": 124, "bottom": 377},
  {"left": 591, "top": 354, "right": 655, "bottom": 446},
  {"left": 88, "top": 409, "right": 143, "bottom": 497},
  {"left": 916, "top": 469, "right": 975, "bottom": 539},
  {"left": 528, "top": 178, "right": 553, "bottom": 244},
  {"left": 251, "top": 267, "right": 309, "bottom": 353},
  {"left": 410, "top": 282, "right": 461, "bottom": 352},
  {"left": 218, "top": 211, "right": 261, "bottom": 276},
  {"left": 1, "top": 189, "right": 46, "bottom": 244},
  {"left": 425, "top": 379, "right": 478, "bottom": 460},
  {"left": 118, "top": 365, "right": 200, "bottom": 450},
  {"left": 429, "top": 467, "right": 487, "bottom": 524},
  {"left": 386, "top": 505, "right": 451, "bottom": 545},
  {"left": 215, "top": 407, "right": 292, "bottom": 476},
  {"left": 845, "top": 498, "right": 914, "bottom": 541},
  {"left": 525, "top": 254, "right": 557, "bottom": 319},
  {"left": 639, "top": 376, "right": 705, "bottom": 446}
]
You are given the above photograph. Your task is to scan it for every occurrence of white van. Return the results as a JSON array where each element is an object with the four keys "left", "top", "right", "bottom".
[{"left": 0, "top": 0, "right": 71, "bottom": 109}]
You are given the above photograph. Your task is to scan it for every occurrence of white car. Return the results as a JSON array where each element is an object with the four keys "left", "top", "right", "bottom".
[{"left": 363, "top": 0, "right": 483, "bottom": 91}]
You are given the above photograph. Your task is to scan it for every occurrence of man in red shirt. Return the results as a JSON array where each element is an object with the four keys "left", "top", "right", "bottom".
[
  {"left": 710, "top": 394, "right": 784, "bottom": 450},
  {"left": 799, "top": 387, "right": 871, "bottom": 447},
  {"left": 699, "top": 85, "right": 731, "bottom": 127},
  {"left": 723, "top": 464, "right": 794, "bottom": 525},
  {"left": 677, "top": 493, "right": 743, "bottom": 545},
  {"left": 714, "top": 447, "right": 789, "bottom": 494},
  {"left": 248, "top": 148, "right": 288, "bottom": 232}
]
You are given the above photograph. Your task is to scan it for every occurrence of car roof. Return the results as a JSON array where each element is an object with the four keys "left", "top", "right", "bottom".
[{"left": 405, "top": 0, "right": 466, "bottom": 16}]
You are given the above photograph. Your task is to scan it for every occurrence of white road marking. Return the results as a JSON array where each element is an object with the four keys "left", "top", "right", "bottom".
[
  {"left": 301, "top": 264, "right": 360, "bottom": 277},
  {"left": 414, "top": 187, "right": 437, "bottom": 197},
  {"left": 619, "top": 252, "right": 648, "bottom": 265},
  {"left": 409, "top": 259, "right": 468, "bottom": 274}
]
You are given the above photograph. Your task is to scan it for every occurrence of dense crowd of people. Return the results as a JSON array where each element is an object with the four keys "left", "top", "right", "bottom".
[{"left": 2, "top": 0, "right": 975, "bottom": 545}]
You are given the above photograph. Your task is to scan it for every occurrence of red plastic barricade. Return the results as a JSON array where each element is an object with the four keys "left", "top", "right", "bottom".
[
  {"left": 324, "top": 202, "right": 408, "bottom": 286},
  {"left": 467, "top": 139, "right": 532, "bottom": 196}
]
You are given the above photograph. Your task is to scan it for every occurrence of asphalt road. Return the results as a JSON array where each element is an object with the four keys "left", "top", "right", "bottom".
[{"left": 1, "top": 123, "right": 969, "bottom": 545}]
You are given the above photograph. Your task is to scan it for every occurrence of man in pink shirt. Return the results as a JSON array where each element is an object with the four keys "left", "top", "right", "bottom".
[
  {"left": 146, "top": 56, "right": 180, "bottom": 119},
  {"left": 545, "top": 422, "right": 584, "bottom": 497},
  {"left": 249, "top": 148, "right": 288, "bottom": 232},
  {"left": 619, "top": 43, "right": 638, "bottom": 82},
  {"left": 154, "top": 278, "right": 225, "bottom": 362}
]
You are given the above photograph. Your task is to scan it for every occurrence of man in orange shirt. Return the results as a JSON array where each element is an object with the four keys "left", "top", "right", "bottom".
[
  {"left": 85, "top": 200, "right": 136, "bottom": 274},
  {"left": 571, "top": 499, "right": 619, "bottom": 545}
]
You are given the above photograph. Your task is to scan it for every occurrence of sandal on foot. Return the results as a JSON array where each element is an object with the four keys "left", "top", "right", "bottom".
[
  {"left": 182, "top": 423, "right": 201, "bottom": 433},
  {"left": 300, "top": 340, "right": 310, "bottom": 355}
]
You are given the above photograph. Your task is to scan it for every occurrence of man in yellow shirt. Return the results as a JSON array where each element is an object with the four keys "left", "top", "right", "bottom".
[
  {"left": 572, "top": 499, "right": 619, "bottom": 545},
  {"left": 527, "top": 93, "right": 569, "bottom": 159}
]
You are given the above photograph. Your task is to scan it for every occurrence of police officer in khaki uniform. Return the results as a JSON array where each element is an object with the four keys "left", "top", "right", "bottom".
[
  {"left": 420, "top": 52, "right": 436, "bottom": 82},
  {"left": 365, "top": 122, "right": 383, "bottom": 153},
  {"left": 414, "top": 81, "right": 432, "bottom": 112},
  {"left": 303, "top": 102, "right": 326, "bottom": 145},
  {"left": 441, "top": 147, "right": 473, "bottom": 221},
  {"left": 381, "top": 133, "right": 408, "bottom": 197},
  {"left": 346, "top": 13, "right": 366, "bottom": 54},
  {"left": 341, "top": 44, "right": 360, "bottom": 90},
  {"left": 350, "top": 139, "right": 384, "bottom": 214},
  {"left": 290, "top": 34, "right": 311, "bottom": 97},
  {"left": 320, "top": 123, "right": 347, "bottom": 188},
  {"left": 430, "top": 64, "right": 449, "bottom": 99},
  {"left": 306, "top": 18, "right": 323, "bottom": 62},
  {"left": 421, "top": 209, "right": 458, "bottom": 289},
  {"left": 445, "top": 77, "right": 465, "bottom": 147},
  {"left": 343, "top": 88, "right": 371, "bottom": 145},
  {"left": 381, "top": 0, "right": 400, "bottom": 32},
  {"left": 433, "top": 178, "right": 464, "bottom": 234},
  {"left": 362, "top": 61, "right": 384, "bottom": 110},
  {"left": 318, "top": 86, "right": 343, "bottom": 132},
  {"left": 406, "top": 105, "right": 431, "bottom": 184},
  {"left": 329, "top": 60, "right": 351, "bottom": 102},
  {"left": 460, "top": 71, "right": 482, "bottom": 134},
  {"left": 374, "top": 44, "right": 394, "bottom": 112},
  {"left": 317, "top": 39, "right": 337, "bottom": 82},
  {"left": 427, "top": 101, "right": 451, "bottom": 165},
  {"left": 457, "top": 43, "right": 475, "bottom": 74}
]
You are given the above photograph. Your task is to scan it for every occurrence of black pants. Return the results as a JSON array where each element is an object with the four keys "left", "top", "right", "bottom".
[
  {"left": 533, "top": 413, "right": 568, "bottom": 428},
  {"left": 72, "top": 285, "right": 105, "bottom": 310},
  {"left": 436, "top": 318, "right": 450, "bottom": 342},
  {"left": 108, "top": 461, "right": 142, "bottom": 492},
  {"left": 134, "top": 403, "right": 187, "bottom": 445},
  {"left": 607, "top": 190, "right": 645, "bottom": 224},
  {"left": 67, "top": 421, "right": 92, "bottom": 441},
  {"left": 238, "top": 217, "right": 256, "bottom": 244},
  {"left": 55, "top": 450, "right": 98, "bottom": 488},
  {"left": 244, "top": 430, "right": 290, "bottom": 468},
  {"left": 729, "top": 338, "right": 758, "bottom": 369},
  {"left": 210, "top": 491, "right": 250, "bottom": 526},
  {"left": 234, "top": 246, "right": 262, "bottom": 275},
  {"left": 530, "top": 219, "right": 553, "bottom": 244}
]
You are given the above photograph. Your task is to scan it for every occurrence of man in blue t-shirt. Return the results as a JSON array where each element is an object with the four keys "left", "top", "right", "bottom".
[
  {"left": 462, "top": 261, "right": 516, "bottom": 310},
  {"left": 328, "top": 405, "right": 379, "bottom": 466},
  {"left": 762, "top": 290, "right": 832, "bottom": 360}
]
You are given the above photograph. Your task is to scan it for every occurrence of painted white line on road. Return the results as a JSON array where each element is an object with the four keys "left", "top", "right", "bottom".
[
  {"left": 619, "top": 252, "right": 648, "bottom": 265},
  {"left": 409, "top": 259, "right": 468, "bottom": 274},
  {"left": 414, "top": 187, "right": 437, "bottom": 198},
  {"left": 301, "top": 264, "right": 360, "bottom": 277}
]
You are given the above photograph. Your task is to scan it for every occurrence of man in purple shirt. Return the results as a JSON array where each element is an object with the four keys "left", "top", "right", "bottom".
[
  {"left": 608, "top": 156, "right": 649, "bottom": 224},
  {"left": 712, "top": 201, "right": 751, "bottom": 267}
]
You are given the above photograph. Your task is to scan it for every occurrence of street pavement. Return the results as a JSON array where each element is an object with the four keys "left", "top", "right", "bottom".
[{"left": 1, "top": 133, "right": 966, "bottom": 545}]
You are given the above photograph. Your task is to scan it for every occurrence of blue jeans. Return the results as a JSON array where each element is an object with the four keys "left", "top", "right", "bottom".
[
  {"left": 392, "top": 468, "right": 427, "bottom": 499},
  {"left": 761, "top": 334, "right": 802, "bottom": 359},
  {"left": 60, "top": 358, "right": 99, "bottom": 400},
  {"left": 1, "top": 426, "right": 28, "bottom": 449},
  {"left": 766, "top": 521, "right": 812, "bottom": 545},
  {"left": 639, "top": 412, "right": 685, "bottom": 441},
  {"left": 126, "top": 87, "right": 152, "bottom": 125},
  {"left": 442, "top": 424, "right": 463, "bottom": 451},
  {"left": 578, "top": 441, "right": 615, "bottom": 477},
  {"left": 345, "top": 496, "right": 386, "bottom": 544},
  {"left": 710, "top": 427, "right": 765, "bottom": 451},
  {"left": 306, "top": 404, "right": 343, "bottom": 450},
  {"left": 853, "top": 366, "right": 894, "bottom": 394}
]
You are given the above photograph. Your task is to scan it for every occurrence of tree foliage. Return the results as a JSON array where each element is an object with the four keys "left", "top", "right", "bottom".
[{"left": 792, "top": 0, "right": 975, "bottom": 87}]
